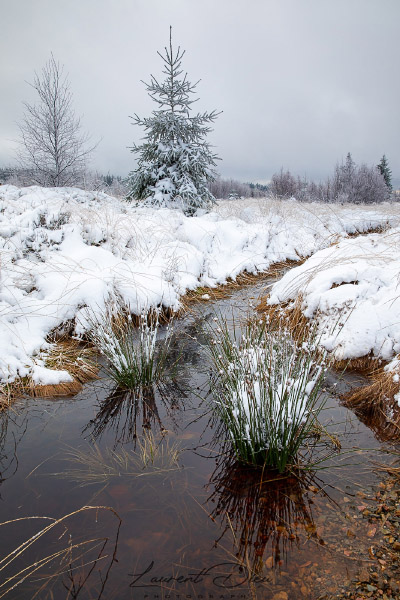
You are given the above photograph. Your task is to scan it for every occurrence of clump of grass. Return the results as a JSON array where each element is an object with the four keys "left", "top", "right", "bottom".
[
  {"left": 0, "top": 339, "right": 98, "bottom": 403},
  {"left": 85, "top": 299, "right": 175, "bottom": 390},
  {"left": 207, "top": 315, "right": 329, "bottom": 473},
  {"left": 257, "top": 295, "right": 380, "bottom": 373},
  {"left": 0, "top": 386, "right": 11, "bottom": 411},
  {"left": 343, "top": 356, "right": 400, "bottom": 440},
  {"left": 58, "top": 432, "right": 182, "bottom": 486},
  {"left": 256, "top": 295, "right": 309, "bottom": 340},
  {"left": 32, "top": 339, "right": 98, "bottom": 397}
]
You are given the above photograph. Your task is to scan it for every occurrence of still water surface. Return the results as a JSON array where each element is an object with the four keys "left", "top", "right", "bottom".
[{"left": 0, "top": 284, "right": 389, "bottom": 599}]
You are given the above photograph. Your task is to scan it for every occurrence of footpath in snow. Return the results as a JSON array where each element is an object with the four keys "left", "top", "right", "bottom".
[{"left": 0, "top": 185, "right": 399, "bottom": 385}]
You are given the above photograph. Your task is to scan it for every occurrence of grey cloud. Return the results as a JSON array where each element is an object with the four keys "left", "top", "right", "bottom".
[{"left": 1, "top": 0, "right": 399, "bottom": 182}]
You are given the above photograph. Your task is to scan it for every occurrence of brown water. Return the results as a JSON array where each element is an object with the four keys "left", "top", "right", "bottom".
[{"left": 0, "top": 284, "right": 391, "bottom": 599}]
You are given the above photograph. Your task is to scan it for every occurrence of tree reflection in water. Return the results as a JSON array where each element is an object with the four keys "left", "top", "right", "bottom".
[
  {"left": 0, "top": 408, "right": 27, "bottom": 492},
  {"left": 208, "top": 455, "right": 326, "bottom": 574},
  {"left": 85, "top": 382, "right": 185, "bottom": 446}
]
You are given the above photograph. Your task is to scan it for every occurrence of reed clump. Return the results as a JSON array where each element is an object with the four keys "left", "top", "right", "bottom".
[
  {"left": 207, "top": 315, "right": 329, "bottom": 473},
  {"left": 85, "top": 299, "right": 176, "bottom": 390}
]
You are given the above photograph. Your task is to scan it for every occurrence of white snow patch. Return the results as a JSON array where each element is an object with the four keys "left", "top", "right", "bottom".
[
  {"left": 0, "top": 185, "right": 399, "bottom": 383},
  {"left": 268, "top": 230, "right": 400, "bottom": 361}
]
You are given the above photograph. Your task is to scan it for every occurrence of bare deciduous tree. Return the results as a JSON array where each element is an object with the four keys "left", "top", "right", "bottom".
[
  {"left": 269, "top": 153, "right": 390, "bottom": 205},
  {"left": 17, "top": 54, "right": 95, "bottom": 187},
  {"left": 269, "top": 168, "right": 298, "bottom": 198}
]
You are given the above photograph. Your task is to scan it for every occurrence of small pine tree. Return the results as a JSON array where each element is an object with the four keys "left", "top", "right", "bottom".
[
  {"left": 342, "top": 152, "right": 356, "bottom": 184},
  {"left": 377, "top": 154, "right": 392, "bottom": 193},
  {"left": 126, "top": 28, "right": 220, "bottom": 215}
]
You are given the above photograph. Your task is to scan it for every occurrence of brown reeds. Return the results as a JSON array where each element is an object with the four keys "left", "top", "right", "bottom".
[
  {"left": 256, "top": 294, "right": 381, "bottom": 374},
  {"left": 29, "top": 339, "right": 98, "bottom": 397},
  {"left": 342, "top": 359, "right": 400, "bottom": 440},
  {"left": 334, "top": 354, "right": 380, "bottom": 374},
  {"left": 256, "top": 295, "right": 310, "bottom": 343},
  {"left": 0, "top": 387, "right": 11, "bottom": 411},
  {"left": 0, "top": 505, "right": 121, "bottom": 599},
  {"left": 347, "top": 223, "right": 389, "bottom": 237},
  {"left": 1, "top": 339, "right": 98, "bottom": 403},
  {"left": 376, "top": 463, "right": 400, "bottom": 481}
]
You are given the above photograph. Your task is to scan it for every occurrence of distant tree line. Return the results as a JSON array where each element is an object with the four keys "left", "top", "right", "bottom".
[
  {"left": 270, "top": 153, "right": 394, "bottom": 204},
  {"left": 0, "top": 167, "right": 268, "bottom": 201},
  {"left": 0, "top": 167, "right": 14, "bottom": 183},
  {"left": 207, "top": 177, "right": 268, "bottom": 199},
  {"left": 0, "top": 167, "right": 130, "bottom": 196}
]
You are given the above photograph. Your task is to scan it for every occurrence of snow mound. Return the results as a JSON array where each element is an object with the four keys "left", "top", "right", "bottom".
[
  {"left": 268, "top": 229, "right": 400, "bottom": 361},
  {"left": 0, "top": 185, "right": 398, "bottom": 384}
]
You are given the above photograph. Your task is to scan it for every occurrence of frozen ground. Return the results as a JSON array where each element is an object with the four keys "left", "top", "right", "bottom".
[{"left": 0, "top": 185, "right": 399, "bottom": 385}]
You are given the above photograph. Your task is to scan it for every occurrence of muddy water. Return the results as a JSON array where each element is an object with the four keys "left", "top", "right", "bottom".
[{"left": 0, "top": 283, "right": 392, "bottom": 599}]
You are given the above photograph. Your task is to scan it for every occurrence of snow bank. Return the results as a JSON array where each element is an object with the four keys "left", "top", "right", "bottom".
[
  {"left": 268, "top": 229, "right": 400, "bottom": 362},
  {"left": 0, "top": 185, "right": 398, "bottom": 384}
]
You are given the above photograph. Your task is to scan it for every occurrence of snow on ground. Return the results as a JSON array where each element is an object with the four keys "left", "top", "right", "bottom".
[
  {"left": 268, "top": 228, "right": 400, "bottom": 362},
  {"left": 0, "top": 185, "right": 399, "bottom": 384}
]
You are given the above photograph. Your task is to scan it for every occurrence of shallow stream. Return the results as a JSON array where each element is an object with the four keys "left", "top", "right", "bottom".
[{"left": 0, "top": 282, "right": 394, "bottom": 599}]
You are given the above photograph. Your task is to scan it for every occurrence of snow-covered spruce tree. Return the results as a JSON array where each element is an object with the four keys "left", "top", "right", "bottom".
[
  {"left": 377, "top": 154, "right": 392, "bottom": 193},
  {"left": 126, "top": 28, "right": 220, "bottom": 215}
]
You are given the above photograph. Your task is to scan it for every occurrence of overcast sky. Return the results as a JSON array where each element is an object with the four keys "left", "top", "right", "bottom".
[{"left": 1, "top": 0, "right": 399, "bottom": 182}]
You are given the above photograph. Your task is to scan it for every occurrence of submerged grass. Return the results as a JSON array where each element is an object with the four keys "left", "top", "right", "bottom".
[
  {"left": 57, "top": 431, "right": 182, "bottom": 486},
  {"left": 85, "top": 299, "right": 176, "bottom": 390},
  {"left": 208, "top": 456, "right": 322, "bottom": 573},
  {"left": 207, "top": 315, "right": 329, "bottom": 473}
]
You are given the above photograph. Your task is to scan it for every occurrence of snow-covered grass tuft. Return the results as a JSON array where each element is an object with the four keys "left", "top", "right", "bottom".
[
  {"left": 84, "top": 299, "right": 175, "bottom": 390},
  {"left": 207, "top": 316, "right": 328, "bottom": 472}
]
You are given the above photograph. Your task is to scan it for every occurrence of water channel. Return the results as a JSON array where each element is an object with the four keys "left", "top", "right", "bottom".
[{"left": 0, "top": 281, "right": 393, "bottom": 599}]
